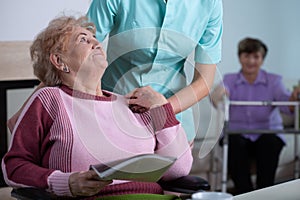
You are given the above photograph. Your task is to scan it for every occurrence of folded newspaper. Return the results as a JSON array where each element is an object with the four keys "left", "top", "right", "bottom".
[{"left": 90, "top": 154, "right": 176, "bottom": 182}]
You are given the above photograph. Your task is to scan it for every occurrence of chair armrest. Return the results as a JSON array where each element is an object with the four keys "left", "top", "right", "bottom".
[
  {"left": 158, "top": 175, "right": 211, "bottom": 194},
  {"left": 11, "top": 188, "right": 69, "bottom": 200}
]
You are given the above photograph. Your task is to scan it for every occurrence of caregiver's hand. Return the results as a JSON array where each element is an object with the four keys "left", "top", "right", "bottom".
[{"left": 126, "top": 86, "right": 168, "bottom": 113}]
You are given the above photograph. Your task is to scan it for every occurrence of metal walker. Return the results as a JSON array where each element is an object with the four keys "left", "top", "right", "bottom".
[{"left": 221, "top": 99, "right": 300, "bottom": 193}]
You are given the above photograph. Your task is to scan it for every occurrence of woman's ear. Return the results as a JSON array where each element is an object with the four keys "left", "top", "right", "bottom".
[
  {"left": 50, "top": 53, "right": 63, "bottom": 69},
  {"left": 50, "top": 53, "right": 69, "bottom": 73}
]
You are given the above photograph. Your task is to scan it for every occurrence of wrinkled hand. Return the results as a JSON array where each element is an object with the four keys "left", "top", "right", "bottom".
[
  {"left": 69, "top": 170, "right": 112, "bottom": 197},
  {"left": 125, "top": 86, "right": 168, "bottom": 113}
]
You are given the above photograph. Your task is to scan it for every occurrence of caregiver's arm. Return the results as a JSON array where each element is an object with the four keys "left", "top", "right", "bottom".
[{"left": 167, "top": 63, "right": 216, "bottom": 114}]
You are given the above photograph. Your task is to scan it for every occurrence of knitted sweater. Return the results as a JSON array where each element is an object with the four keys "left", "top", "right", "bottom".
[{"left": 2, "top": 85, "right": 192, "bottom": 197}]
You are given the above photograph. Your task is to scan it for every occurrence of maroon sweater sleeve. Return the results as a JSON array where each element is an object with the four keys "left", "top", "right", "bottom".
[
  {"left": 3, "top": 96, "right": 55, "bottom": 188},
  {"left": 148, "top": 103, "right": 179, "bottom": 131}
]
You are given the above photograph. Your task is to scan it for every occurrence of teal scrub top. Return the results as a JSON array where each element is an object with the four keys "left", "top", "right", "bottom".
[{"left": 87, "top": 0, "right": 223, "bottom": 141}]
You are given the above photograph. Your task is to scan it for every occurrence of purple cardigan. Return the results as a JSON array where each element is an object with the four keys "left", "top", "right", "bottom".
[{"left": 223, "top": 69, "right": 292, "bottom": 142}]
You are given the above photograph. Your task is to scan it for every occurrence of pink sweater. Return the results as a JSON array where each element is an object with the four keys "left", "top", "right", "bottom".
[{"left": 2, "top": 85, "right": 192, "bottom": 196}]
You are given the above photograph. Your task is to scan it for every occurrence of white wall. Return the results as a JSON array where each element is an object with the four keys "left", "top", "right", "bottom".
[
  {"left": 0, "top": 0, "right": 91, "bottom": 40},
  {"left": 217, "top": 0, "right": 300, "bottom": 89}
]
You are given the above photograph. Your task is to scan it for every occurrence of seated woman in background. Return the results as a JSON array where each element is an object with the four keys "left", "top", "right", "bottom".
[
  {"left": 211, "top": 37, "right": 299, "bottom": 194},
  {"left": 1, "top": 15, "right": 192, "bottom": 199}
]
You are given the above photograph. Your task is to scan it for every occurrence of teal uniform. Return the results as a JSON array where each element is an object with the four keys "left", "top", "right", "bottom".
[{"left": 87, "top": 0, "right": 223, "bottom": 141}]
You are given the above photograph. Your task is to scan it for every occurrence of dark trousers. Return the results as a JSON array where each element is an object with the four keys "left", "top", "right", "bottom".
[{"left": 228, "top": 134, "right": 284, "bottom": 194}]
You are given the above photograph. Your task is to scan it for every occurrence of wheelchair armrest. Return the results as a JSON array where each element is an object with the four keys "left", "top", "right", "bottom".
[
  {"left": 11, "top": 187, "right": 70, "bottom": 200},
  {"left": 158, "top": 175, "right": 211, "bottom": 194}
]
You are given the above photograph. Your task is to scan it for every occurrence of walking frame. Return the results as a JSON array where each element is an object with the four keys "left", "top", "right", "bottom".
[{"left": 221, "top": 98, "right": 300, "bottom": 193}]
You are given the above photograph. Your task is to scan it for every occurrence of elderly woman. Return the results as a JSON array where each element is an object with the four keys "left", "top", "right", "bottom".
[{"left": 1, "top": 15, "right": 192, "bottom": 199}]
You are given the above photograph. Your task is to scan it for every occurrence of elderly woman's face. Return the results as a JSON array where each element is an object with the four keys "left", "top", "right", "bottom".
[
  {"left": 239, "top": 51, "right": 264, "bottom": 76},
  {"left": 64, "top": 26, "right": 107, "bottom": 76}
]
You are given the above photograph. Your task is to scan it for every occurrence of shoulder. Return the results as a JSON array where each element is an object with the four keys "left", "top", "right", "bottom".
[
  {"left": 203, "top": 0, "right": 223, "bottom": 11},
  {"left": 261, "top": 70, "right": 282, "bottom": 82},
  {"left": 89, "top": 0, "right": 122, "bottom": 11},
  {"left": 37, "top": 86, "right": 61, "bottom": 94},
  {"left": 200, "top": 0, "right": 222, "bottom": 6},
  {"left": 89, "top": 0, "right": 122, "bottom": 5},
  {"left": 221, "top": 72, "right": 241, "bottom": 90},
  {"left": 10, "top": 87, "right": 61, "bottom": 131},
  {"left": 223, "top": 72, "right": 239, "bottom": 82},
  {"left": 32, "top": 87, "right": 65, "bottom": 110},
  {"left": 192, "top": 0, "right": 222, "bottom": 12},
  {"left": 35, "top": 87, "right": 62, "bottom": 100},
  {"left": 211, "top": 0, "right": 223, "bottom": 7}
]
